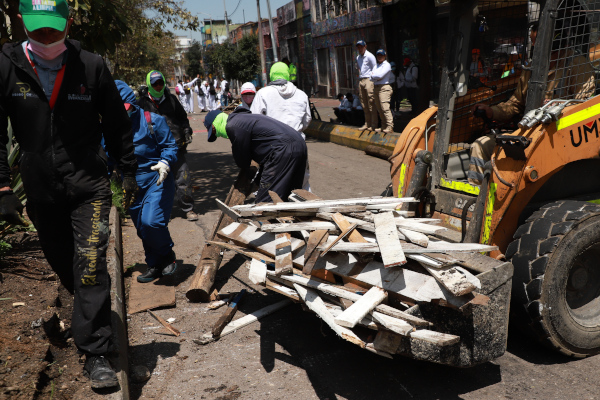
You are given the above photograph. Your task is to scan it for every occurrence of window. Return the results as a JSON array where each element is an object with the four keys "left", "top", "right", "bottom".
[
  {"left": 336, "top": 46, "right": 355, "bottom": 90},
  {"left": 317, "top": 48, "right": 330, "bottom": 86}
]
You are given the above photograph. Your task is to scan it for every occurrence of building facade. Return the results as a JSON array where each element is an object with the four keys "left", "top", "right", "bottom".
[{"left": 277, "top": 0, "right": 314, "bottom": 95}]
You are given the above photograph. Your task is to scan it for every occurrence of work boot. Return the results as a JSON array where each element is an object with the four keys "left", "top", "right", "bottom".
[
  {"left": 137, "top": 267, "right": 161, "bottom": 283},
  {"left": 186, "top": 211, "right": 199, "bottom": 221},
  {"left": 84, "top": 355, "right": 118, "bottom": 389},
  {"left": 162, "top": 261, "right": 178, "bottom": 276},
  {"left": 358, "top": 124, "right": 369, "bottom": 130}
]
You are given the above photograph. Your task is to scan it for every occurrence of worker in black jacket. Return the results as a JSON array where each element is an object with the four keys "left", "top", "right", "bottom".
[
  {"left": 204, "top": 108, "right": 307, "bottom": 203},
  {"left": 0, "top": 0, "right": 138, "bottom": 389},
  {"left": 138, "top": 70, "right": 198, "bottom": 220}
]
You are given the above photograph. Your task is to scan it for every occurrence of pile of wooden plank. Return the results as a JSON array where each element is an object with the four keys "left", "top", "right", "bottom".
[{"left": 212, "top": 190, "right": 498, "bottom": 358}]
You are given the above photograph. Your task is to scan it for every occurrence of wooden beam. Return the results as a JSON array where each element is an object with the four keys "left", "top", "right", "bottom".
[
  {"left": 207, "top": 241, "right": 275, "bottom": 265},
  {"left": 422, "top": 265, "right": 480, "bottom": 296},
  {"left": 333, "top": 286, "right": 387, "bottom": 328},
  {"left": 374, "top": 212, "right": 406, "bottom": 267},
  {"left": 370, "top": 311, "right": 414, "bottom": 336},
  {"left": 186, "top": 166, "right": 257, "bottom": 302},
  {"left": 232, "top": 196, "right": 416, "bottom": 212},
  {"left": 212, "top": 290, "right": 246, "bottom": 337},
  {"left": 291, "top": 189, "right": 323, "bottom": 201},
  {"left": 316, "top": 241, "right": 498, "bottom": 253},
  {"left": 410, "top": 330, "right": 460, "bottom": 346},
  {"left": 215, "top": 198, "right": 242, "bottom": 221},
  {"left": 265, "top": 279, "right": 300, "bottom": 301},
  {"left": 269, "top": 273, "right": 430, "bottom": 326},
  {"left": 274, "top": 233, "right": 293, "bottom": 276},
  {"left": 302, "top": 230, "right": 329, "bottom": 275},
  {"left": 398, "top": 228, "right": 429, "bottom": 247},
  {"left": 293, "top": 284, "right": 366, "bottom": 348},
  {"left": 331, "top": 213, "right": 368, "bottom": 243},
  {"left": 195, "top": 299, "right": 292, "bottom": 344},
  {"left": 260, "top": 221, "right": 337, "bottom": 233},
  {"left": 268, "top": 191, "right": 284, "bottom": 204},
  {"left": 217, "top": 222, "right": 305, "bottom": 259},
  {"left": 320, "top": 223, "right": 358, "bottom": 256},
  {"left": 373, "top": 330, "right": 403, "bottom": 354}
]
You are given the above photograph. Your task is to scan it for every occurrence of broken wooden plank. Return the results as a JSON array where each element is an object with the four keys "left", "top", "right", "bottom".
[
  {"left": 410, "top": 330, "right": 460, "bottom": 346},
  {"left": 195, "top": 299, "right": 292, "bottom": 344},
  {"left": 232, "top": 196, "right": 417, "bottom": 212},
  {"left": 331, "top": 213, "right": 369, "bottom": 243},
  {"left": 147, "top": 310, "right": 180, "bottom": 337},
  {"left": 303, "top": 230, "right": 329, "bottom": 275},
  {"left": 291, "top": 189, "right": 323, "bottom": 201},
  {"left": 313, "top": 253, "right": 477, "bottom": 308},
  {"left": 215, "top": 198, "right": 242, "bottom": 221},
  {"left": 293, "top": 284, "right": 366, "bottom": 348},
  {"left": 365, "top": 343, "right": 394, "bottom": 359},
  {"left": 275, "top": 233, "right": 293, "bottom": 276},
  {"left": 394, "top": 216, "right": 447, "bottom": 235},
  {"left": 374, "top": 211, "right": 406, "bottom": 267},
  {"left": 320, "top": 223, "right": 358, "bottom": 256},
  {"left": 398, "top": 227, "right": 429, "bottom": 247},
  {"left": 326, "top": 305, "right": 378, "bottom": 330},
  {"left": 269, "top": 273, "right": 430, "bottom": 327},
  {"left": 265, "top": 279, "right": 300, "bottom": 301},
  {"left": 207, "top": 300, "right": 227, "bottom": 310},
  {"left": 207, "top": 241, "right": 275, "bottom": 265},
  {"left": 373, "top": 330, "right": 403, "bottom": 354},
  {"left": 217, "top": 222, "right": 305, "bottom": 259},
  {"left": 317, "top": 241, "right": 498, "bottom": 253},
  {"left": 317, "top": 212, "right": 376, "bottom": 232},
  {"left": 212, "top": 290, "right": 246, "bottom": 337},
  {"left": 268, "top": 191, "right": 284, "bottom": 204},
  {"left": 248, "top": 259, "right": 268, "bottom": 285},
  {"left": 260, "top": 221, "right": 338, "bottom": 233},
  {"left": 422, "top": 264, "right": 479, "bottom": 296},
  {"left": 370, "top": 311, "right": 414, "bottom": 336},
  {"left": 334, "top": 286, "right": 387, "bottom": 328}
]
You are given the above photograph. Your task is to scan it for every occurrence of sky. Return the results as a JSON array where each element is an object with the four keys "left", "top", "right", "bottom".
[{"left": 171, "top": 0, "right": 292, "bottom": 42}]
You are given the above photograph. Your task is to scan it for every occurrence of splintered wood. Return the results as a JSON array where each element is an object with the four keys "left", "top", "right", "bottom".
[{"left": 207, "top": 194, "right": 498, "bottom": 358}]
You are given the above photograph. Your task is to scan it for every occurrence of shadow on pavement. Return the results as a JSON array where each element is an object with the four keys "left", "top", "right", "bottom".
[
  {"left": 251, "top": 300, "right": 502, "bottom": 400},
  {"left": 129, "top": 341, "right": 181, "bottom": 399}
]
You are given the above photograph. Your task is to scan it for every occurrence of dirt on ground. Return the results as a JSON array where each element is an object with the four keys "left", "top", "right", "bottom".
[{"left": 0, "top": 231, "right": 92, "bottom": 400}]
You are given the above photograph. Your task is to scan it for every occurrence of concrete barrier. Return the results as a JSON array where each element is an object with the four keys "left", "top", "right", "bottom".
[{"left": 304, "top": 120, "right": 401, "bottom": 152}]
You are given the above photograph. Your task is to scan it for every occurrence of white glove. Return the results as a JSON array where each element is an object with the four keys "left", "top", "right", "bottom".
[{"left": 150, "top": 160, "right": 170, "bottom": 186}]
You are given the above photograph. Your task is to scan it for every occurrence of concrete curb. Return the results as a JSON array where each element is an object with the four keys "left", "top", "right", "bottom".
[{"left": 304, "top": 120, "right": 401, "bottom": 152}]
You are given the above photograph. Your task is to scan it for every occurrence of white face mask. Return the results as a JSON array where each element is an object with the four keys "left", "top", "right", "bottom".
[{"left": 26, "top": 29, "right": 67, "bottom": 61}]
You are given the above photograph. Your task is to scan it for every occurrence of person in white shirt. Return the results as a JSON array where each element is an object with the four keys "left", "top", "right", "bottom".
[
  {"left": 355, "top": 40, "right": 377, "bottom": 131},
  {"left": 207, "top": 80, "right": 218, "bottom": 111},
  {"left": 404, "top": 57, "right": 419, "bottom": 114},
  {"left": 220, "top": 77, "right": 229, "bottom": 107},
  {"left": 182, "top": 77, "right": 198, "bottom": 113},
  {"left": 340, "top": 92, "right": 364, "bottom": 126},
  {"left": 333, "top": 93, "right": 345, "bottom": 122},
  {"left": 370, "top": 49, "right": 394, "bottom": 134},
  {"left": 196, "top": 79, "right": 207, "bottom": 112},
  {"left": 176, "top": 80, "right": 189, "bottom": 113},
  {"left": 251, "top": 61, "right": 312, "bottom": 191}
]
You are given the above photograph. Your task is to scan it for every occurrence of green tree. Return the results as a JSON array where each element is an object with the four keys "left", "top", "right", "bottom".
[
  {"left": 203, "top": 35, "right": 260, "bottom": 83},
  {"left": 186, "top": 40, "right": 204, "bottom": 78}
]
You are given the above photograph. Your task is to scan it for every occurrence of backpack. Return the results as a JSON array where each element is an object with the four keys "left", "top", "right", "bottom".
[
  {"left": 175, "top": 86, "right": 180, "bottom": 95},
  {"left": 184, "top": 86, "right": 191, "bottom": 94},
  {"left": 144, "top": 111, "right": 154, "bottom": 136},
  {"left": 224, "top": 81, "right": 230, "bottom": 92},
  {"left": 209, "top": 84, "right": 216, "bottom": 95}
]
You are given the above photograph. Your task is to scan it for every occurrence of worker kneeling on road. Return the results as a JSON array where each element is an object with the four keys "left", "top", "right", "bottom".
[
  {"left": 204, "top": 109, "right": 307, "bottom": 203},
  {"left": 116, "top": 81, "right": 179, "bottom": 283}
]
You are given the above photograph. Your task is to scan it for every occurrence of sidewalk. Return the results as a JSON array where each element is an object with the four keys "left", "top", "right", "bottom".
[{"left": 309, "top": 97, "right": 415, "bottom": 152}]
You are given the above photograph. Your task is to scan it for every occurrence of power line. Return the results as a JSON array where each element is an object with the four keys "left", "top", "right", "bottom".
[{"left": 229, "top": 0, "right": 244, "bottom": 18}]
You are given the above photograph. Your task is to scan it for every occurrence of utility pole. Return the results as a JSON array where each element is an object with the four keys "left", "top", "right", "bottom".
[
  {"left": 223, "top": 0, "right": 230, "bottom": 39},
  {"left": 256, "top": 0, "right": 268, "bottom": 86},
  {"left": 265, "top": 0, "right": 278, "bottom": 62}
]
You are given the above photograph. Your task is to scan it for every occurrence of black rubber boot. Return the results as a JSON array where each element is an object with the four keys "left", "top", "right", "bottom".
[
  {"left": 84, "top": 355, "right": 118, "bottom": 389},
  {"left": 137, "top": 267, "right": 161, "bottom": 283}
]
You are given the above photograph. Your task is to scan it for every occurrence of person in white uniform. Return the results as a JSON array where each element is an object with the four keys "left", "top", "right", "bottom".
[
  {"left": 251, "top": 61, "right": 312, "bottom": 191},
  {"left": 176, "top": 80, "right": 188, "bottom": 113}
]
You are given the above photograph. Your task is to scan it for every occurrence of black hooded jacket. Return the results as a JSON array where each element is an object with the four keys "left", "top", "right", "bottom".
[
  {"left": 137, "top": 88, "right": 192, "bottom": 145},
  {"left": 225, "top": 108, "right": 307, "bottom": 169},
  {"left": 0, "top": 39, "right": 137, "bottom": 203}
]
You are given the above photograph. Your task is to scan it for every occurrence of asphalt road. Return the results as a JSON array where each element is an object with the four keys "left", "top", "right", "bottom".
[{"left": 117, "top": 109, "right": 600, "bottom": 400}]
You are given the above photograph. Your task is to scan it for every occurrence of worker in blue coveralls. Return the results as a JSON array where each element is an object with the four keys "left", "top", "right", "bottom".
[{"left": 115, "top": 81, "right": 179, "bottom": 283}]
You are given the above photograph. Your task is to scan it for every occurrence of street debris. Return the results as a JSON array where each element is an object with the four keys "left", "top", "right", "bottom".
[
  {"left": 147, "top": 310, "right": 180, "bottom": 337},
  {"left": 203, "top": 191, "right": 497, "bottom": 358}
]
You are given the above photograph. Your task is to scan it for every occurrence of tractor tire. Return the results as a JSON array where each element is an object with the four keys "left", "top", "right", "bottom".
[{"left": 506, "top": 200, "right": 600, "bottom": 357}]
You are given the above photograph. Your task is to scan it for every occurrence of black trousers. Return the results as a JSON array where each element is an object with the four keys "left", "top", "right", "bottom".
[
  {"left": 27, "top": 192, "right": 112, "bottom": 356},
  {"left": 173, "top": 149, "right": 194, "bottom": 213},
  {"left": 255, "top": 141, "right": 307, "bottom": 204}
]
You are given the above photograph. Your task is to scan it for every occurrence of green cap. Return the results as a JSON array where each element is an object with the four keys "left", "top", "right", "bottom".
[
  {"left": 20, "top": 0, "right": 69, "bottom": 32},
  {"left": 269, "top": 62, "right": 290, "bottom": 81}
]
